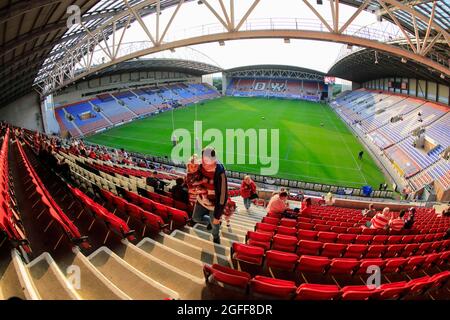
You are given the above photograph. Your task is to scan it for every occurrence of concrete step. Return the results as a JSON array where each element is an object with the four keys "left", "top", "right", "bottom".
[
  {"left": 227, "top": 218, "right": 256, "bottom": 230},
  {"left": 202, "top": 223, "right": 249, "bottom": 237},
  {"left": 192, "top": 224, "right": 246, "bottom": 242},
  {"left": 153, "top": 233, "right": 232, "bottom": 267},
  {"left": 0, "top": 250, "right": 39, "bottom": 300},
  {"left": 136, "top": 237, "right": 205, "bottom": 279},
  {"left": 170, "top": 230, "right": 230, "bottom": 256},
  {"left": 27, "top": 252, "right": 81, "bottom": 300},
  {"left": 88, "top": 247, "right": 178, "bottom": 300},
  {"left": 68, "top": 249, "right": 130, "bottom": 300},
  {"left": 222, "top": 223, "right": 253, "bottom": 234},
  {"left": 117, "top": 241, "right": 206, "bottom": 299},
  {"left": 182, "top": 226, "right": 242, "bottom": 245}
]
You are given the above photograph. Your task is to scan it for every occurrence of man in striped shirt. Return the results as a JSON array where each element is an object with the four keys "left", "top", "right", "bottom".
[
  {"left": 191, "top": 147, "right": 228, "bottom": 245},
  {"left": 389, "top": 210, "right": 406, "bottom": 232},
  {"left": 366, "top": 207, "right": 391, "bottom": 230}
]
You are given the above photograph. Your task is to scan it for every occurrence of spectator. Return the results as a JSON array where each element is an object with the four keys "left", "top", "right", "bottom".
[
  {"left": 266, "top": 191, "right": 289, "bottom": 216},
  {"left": 325, "top": 191, "right": 333, "bottom": 205},
  {"left": 191, "top": 147, "right": 228, "bottom": 245},
  {"left": 366, "top": 207, "right": 391, "bottom": 230},
  {"left": 300, "top": 197, "right": 313, "bottom": 217},
  {"left": 146, "top": 171, "right": 161, "bottom": 192},
  {"left": 240, "top": 175, "right": 257, "bottom": 211},
  {"left": 362, "top": 203, "right": 376, "bottom": 218},
  {"left": 389, "top": 210, "right": 406, "bottom": 232},
  {"left": 223, "top": 198, "right": 237, "bottom": 227},
  {"left": 171, "top": 177, "right": 189, "bottom": 205},
  {"left": 404, "top": 207, "right": 416, "bottom": 230}
]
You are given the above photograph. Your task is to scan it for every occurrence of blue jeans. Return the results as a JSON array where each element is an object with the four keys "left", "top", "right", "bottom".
[
  {"left": 243, "top": 197, "right": 251, "bottom": 210},
  {"left": 192, "top": 201, "right": 220, "bottom": 240}
]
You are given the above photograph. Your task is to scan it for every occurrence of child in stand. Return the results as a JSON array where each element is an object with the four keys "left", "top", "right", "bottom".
[
  {"left": 223, "top": 198, "right": 236, "bottom": 227},
  {"left": 185, "top": 154, "right": 208, "bottom": 207}
]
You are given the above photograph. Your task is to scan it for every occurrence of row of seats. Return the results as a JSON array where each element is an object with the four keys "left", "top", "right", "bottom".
[
  {"left": 232, "top": 242, "right": 450, "bottom": 276},
  {"left": 0, "top": 130, "right": 30, "bottom": 252},
  {"left": 100, "top": 188, "right": 188, "bottom": 232},
  {"left": 204, "top": 263, "right": 450, "bottom": 300},
  {"left": 248, "top": 229, "right": 449, "bottom": 258},
  {"left": 68, "top": 185, "right": 136, "bottom": 241},
  {"left": 260, "top": 219, "right": 446, "bottom": 243},
  {"left": 16, "top": 139, "right": 89, "bottom": 248}
]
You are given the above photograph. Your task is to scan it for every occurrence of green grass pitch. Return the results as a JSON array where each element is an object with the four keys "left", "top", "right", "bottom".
[{"left": 86, "top": 96, "right": 387, "bottom": 188}]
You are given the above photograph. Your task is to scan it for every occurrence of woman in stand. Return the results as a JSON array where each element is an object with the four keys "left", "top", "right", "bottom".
[{"left": 240, "top": 175, "right": 257, "bottom": 211}]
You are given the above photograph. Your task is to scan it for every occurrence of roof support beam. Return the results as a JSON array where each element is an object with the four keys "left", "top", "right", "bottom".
[
  {"left": 379, "top": 0, "right": 417, "bottom": 54},
  {"left": 302, "top": 0, "right": 333, "bottom": 33},
  {"left": 339, "top": 0, "right": 370, "bottom": 34}
]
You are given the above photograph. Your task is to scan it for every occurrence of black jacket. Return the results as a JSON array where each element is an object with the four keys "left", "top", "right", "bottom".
[{"left": 213, "top": 162, "right": 228, "bottom": 219}]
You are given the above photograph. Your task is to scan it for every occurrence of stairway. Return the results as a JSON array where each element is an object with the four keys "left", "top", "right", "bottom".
[{"left": 0, "top": 194, "right": 262, "bottom": 300}]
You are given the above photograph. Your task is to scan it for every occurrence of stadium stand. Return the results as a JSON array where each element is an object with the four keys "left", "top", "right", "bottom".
[
  {"left": 55, "top": 83, "right": 220, "bottom": 138},
  {"left": 332, "top": 89, "right": 449, "bottom": 196},
  {"left": 0, "top": 124, "right": 449, "bottom": 300},
  {"left": 227, "top": 77, "right": 325, "bottom": 101}
]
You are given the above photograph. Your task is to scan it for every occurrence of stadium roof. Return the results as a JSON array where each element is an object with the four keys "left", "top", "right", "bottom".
[
  {"left": 328, "top": 48, "right": 450, "bottom": 85},
  {"left": 80, "top": 58, "right": 223, "bottom": 80},
  {"left": 0, "top": 1, "right": 448, "bottom": 107},
  {"left": 0, "top": 0, "right": 192, "bottom": 107},
  {"left": 225, "top": 65, "right": 326, "bottom": 76}
]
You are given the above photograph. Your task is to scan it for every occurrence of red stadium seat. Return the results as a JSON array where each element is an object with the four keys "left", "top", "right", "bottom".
[
  {"left": 378, "top": 282, "right": 408, "bottom": 300},
  {"left": 317, "top": 231, "right": 337, "bottom": 243},
  {"left": 330, "top": 226, "right": 347, "bottom": 234},
  {"left": 362, "top": 228, "right": 377, "bottom": 235},
  {"left": 297, "top": 222, "right": 314, "bottom": 230},
  {"left": 383, "top": 257, "right": 407, "bottom": 273},
  {"left": 262, "top": 216, "right": 279, "bottom": 225},
  {"left": 265, "top": 250, "right": 298, "bottom": 271},
  {"left": 337, "top": 233, "right": 356, "bottom": 244},
  {"left": 387, "top": 235, "right": 403, "bottom": 244},
  {"left": 277, "top": 226, "right": 297, "bottom": 236},
  {"left": 297, "top": 255, "right": 331, "bottom": 274},
  {"left": 255, "top": 222, "right": 277, "bottom": 235},
  {"left": 347, "top": 227, "right": 362, "bottom": 234},
  {"left": 314, "top": 224, "right": 331, "bottom": 232},
  {"left": 246, "top": 231, "right": 272, "bottom": 250},
  {"left": 203, "top": 264, "right": 251, "bottom": 290},
  {"left": 428, "top": 271, "right": 450, "bottom": 292},
  {"left": 365, "top": 245, "right": 386, "bottom": 258},
  {"left": 384, "top": 244, "right": 404, "bottom": 258},
  {"left": 401, "top": 235, "right": 415, "bottom": 244},
  {"left": 297, "top": 240, "right": 323, "bottom": 256},
  {"left": 232, "top": 243, "right": 265, "bottom": 265},
  {"left": 297, "top": 230, "right": 318, "bottom": 241},
  {"left": 321, "top": 243, "right": 347, "bottom": 258},
  {"left": 343, "top": 244, "right": 367, "bottom": 259},
  {"left": 167, "top": 207, "right": 189, "bottom": 230},
  {"left": 354, "top": 235, "right": 372, "bottom": 244},
  {"left": 295, "top": 283, "right": 340, "bottom": 300},
  {"left": 272, "top": 234, "right": 297, "bottom": 252},
  {"left": 402, "top": 256, "right": 426, "bottom": 272},
  {"left": 328, "top": 258, "right": 359, "bottom": 275},
  {"left": 422, "top": 253, "right": 440, "bottom": 269},
  {"left": 249, "top": 276, "right": 296, "bottom": 299},
  {"left": 355, "top": 258, "right": 385, "bottom": 275},
  {"left": 340, "top": 287, "right": 380, "bottom": 300},
  {"left": 280, "top": 218, "right": 297, "bottom": 228},
  {"left": 416, "top": 242, "right": 432, "bottom": 255},
  {"left": 371, "top": 235, "right": 388, "bottom": 245},
  {"left": 401, "top": 244, "right": 420, "bottom": 257}
]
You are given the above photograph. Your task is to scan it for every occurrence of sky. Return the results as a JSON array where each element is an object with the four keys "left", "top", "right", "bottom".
[{"left": 116, "top": 0, "right": 382, "bottom": 74}]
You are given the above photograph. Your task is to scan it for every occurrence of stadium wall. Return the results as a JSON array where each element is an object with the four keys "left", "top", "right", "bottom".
[
  {"left": 0, "top": 92, "right": 44, "bottom": 132},
  {"left": 362, "top": 77, "right": 450, "bottom": 106},
  {"left": 53, "top": 71, "right": 202, "bottom": 107}
]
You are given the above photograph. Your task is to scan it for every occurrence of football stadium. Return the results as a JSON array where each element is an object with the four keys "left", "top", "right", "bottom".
[{"left": 0, "top": 0, "right": 449, "bottom": 305}]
